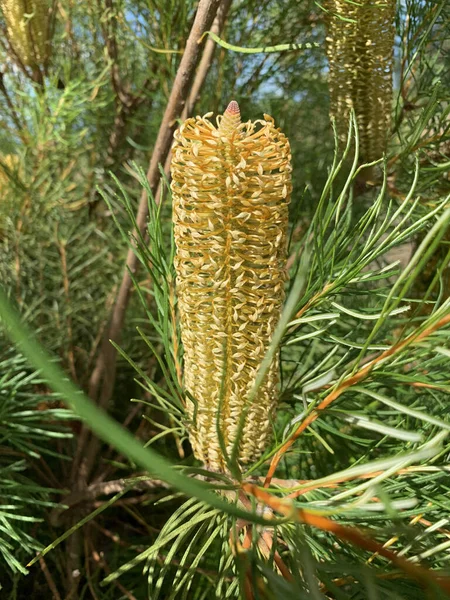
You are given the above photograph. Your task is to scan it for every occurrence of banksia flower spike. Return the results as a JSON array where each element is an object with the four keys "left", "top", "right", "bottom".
[
  {"left": 0, "top": 0, "right": 52, "bottom": 71},
  {"left": 171, "top": 101, "right": 292, "bottom": 472},
  {"left": 324, "top": 0, "right": 396, "bottom": 163}
]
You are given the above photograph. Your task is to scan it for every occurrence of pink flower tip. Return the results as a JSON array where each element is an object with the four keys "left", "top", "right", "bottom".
[{"left": 225, "top": 100, "right": 240, "bottom": 115}]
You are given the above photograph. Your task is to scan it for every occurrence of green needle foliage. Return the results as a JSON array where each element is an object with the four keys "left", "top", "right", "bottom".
[
  {"left": 0, "top": 351, "right": 72, "bottom": 575},
  {"left": 0, "top": 0, "right": 449, "bottom": 599}
]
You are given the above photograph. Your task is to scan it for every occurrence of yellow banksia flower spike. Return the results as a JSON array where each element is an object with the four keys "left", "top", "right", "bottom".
[
  {"left": 324, "top": 0, "right": 396, "bottom": 163},
  {"left": 0, "top": 0, "right": 51, "bottom": 69},
  {"left": 171, "top": 101, "right": 292, "bottom": 472}
]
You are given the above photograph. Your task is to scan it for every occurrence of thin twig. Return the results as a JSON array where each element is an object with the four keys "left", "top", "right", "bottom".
[
  {"left": 39, "top": 555, "right": 63, "bottom": 600},
  {"left": 264, "top": 313, "right": 450, "bottom": 486},
  {"left": 91, "top": 543, "right": 138, "bottom": 600},
  {"left": 242, "top": 483, "right": 450, "bottom": 595},
  {"left": 84, "top": 534, "right": 101, "bottom": 600},
  {"left": 260, "top": 529, "right": 293, "bottom": 581}
]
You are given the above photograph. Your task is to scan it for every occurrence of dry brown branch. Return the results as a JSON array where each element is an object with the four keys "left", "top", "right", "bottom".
[
  {"left": 183, "top": 0, "right": 232, "bottom": 118},
  {"left": 65, "top": 529, "right": 82, "bottom": 599},
  {"left": 84, "top": 535, "right": 101, "bottom": 600},
  {"left": 99, "top": 0, "right": 122, "bottom": 99},
  {"left": 88, "top": 1, "right": 163, "bottom": 214}
]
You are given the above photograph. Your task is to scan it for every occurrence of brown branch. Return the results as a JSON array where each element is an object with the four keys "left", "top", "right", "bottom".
[
  {"left": 182, "top": 0, "right": 233, "bottom": 118},
  {"left": 50, "top": 477, "right": 169, "bottom": 526},
  {"left": 39, "top": 555, "right": 63, "bottom": 600},
  {"left": 87, "top": 0, "right": 222, "bottom": 408},
  {"left": 84, "top": 536, "right": 101, "bottom": 600},
  {"left": 100, "top": 0, "right": 123, "bottom": 99},
  {"left": 101, "top": 72, "right": 160, "bottom": 177},
  {"left": 72, "top": 0, "right": 224, "bottom": 489},
  {"left": 65, "top": 529, "right": 82, "bottom": 600},
  {"left": 84, "top": 285, "right": 118, "bottom": 377},
  {"left": 260, "top": 529, "right": 293, "bottom": 582},
  {"left": 88, "top": 0, "right": 160, "bottom": 215},
  {"left": 61, "top": 0, "right": 81, "bottom": 65}
]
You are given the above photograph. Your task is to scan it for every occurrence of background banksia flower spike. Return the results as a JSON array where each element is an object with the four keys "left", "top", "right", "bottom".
[
  {"left": 324, "top": 0, "right": 396, "bottom": 164},
  {"left": 0, "top": 0, "right": 52, "bottom": 74},
  {"left": 171, "top": 101, "right": 292, "bottom": 472}
]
